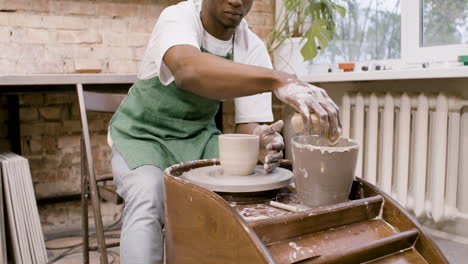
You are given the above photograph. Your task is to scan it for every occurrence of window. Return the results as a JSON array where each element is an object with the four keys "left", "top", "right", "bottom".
[
  {"left": 421, "top": 0, "right": 468, "bottom": 47},
  {"left": 313, "top": 0, "right": 401, "bottom": 65},
  {"left": 401, "top": 0, "right": 467, "bottom": 60},
  {"left": 274, "top": 0, "right": 468, "bottom": 66}
]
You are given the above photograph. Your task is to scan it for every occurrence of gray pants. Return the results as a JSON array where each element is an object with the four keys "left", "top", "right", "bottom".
[{"left": 111, "top": 146, "right": 164, "bottom": 264}]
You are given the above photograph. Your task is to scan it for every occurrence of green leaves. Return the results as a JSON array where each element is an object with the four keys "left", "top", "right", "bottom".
[
  {"left": 301, "top": 19, "right": 333, "bottom": 60},
  {"left": 333, "top": 3, "right": 347, "bottom": 17},
  {"left": 268, "top": 0, "right": 347, "bottom": 61}
]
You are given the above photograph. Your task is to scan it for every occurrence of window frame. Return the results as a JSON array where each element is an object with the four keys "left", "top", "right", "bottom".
[
  {"left": 273, "top": 0, "right": 468, "bottom": 64},
  {"left": 402, "top": 0, "right": 468, "bottom": 61}
]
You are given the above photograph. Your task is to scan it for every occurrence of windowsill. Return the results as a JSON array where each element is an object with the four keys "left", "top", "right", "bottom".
[{"left": 300, "top": 66, "right": 468, "bottom": 83}]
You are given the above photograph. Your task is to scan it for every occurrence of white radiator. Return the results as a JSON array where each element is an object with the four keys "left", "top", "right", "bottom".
[{"left": 342, "top": 92, "right": 468, "bottom": 222}]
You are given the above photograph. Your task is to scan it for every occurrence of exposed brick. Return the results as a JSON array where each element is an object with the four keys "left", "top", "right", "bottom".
[
  {"left": 0, "top": 59, "right": 15, "bottom": 74},
  {"left": 252, "top": 0, "right": 275, "bottom": 13},
  {"left": 109, "top": 47, "right": 134, "bottom": 59},
  {"left": 57, "top": 30, "right": 102, "bottom": 44},
  {"left": 90, "top": 17, "right": 129, "bottom": 33},
  {"left": 59, "top": 152, "right": 81, "bottom": 167},
  {"left": 44, "top": 94, "right": 75, "bottom": 105},
  {"left": 12, "top": 28, "right": 56, "bottom": 44},
  {"left": 63, "top": 58, "right": 75, "bottom": 73},
  {"left": 57, "top": 135, "right": 80, "bottom": 150},
  {"left": 90, "top": 134, "right": 109, "bottom": 147},
  {"left": 17, "top": 58, "right": 64, "bottom": 74},
  {"left": 101, "top": 32, "right": 126, "bottom": 46},
  {"left": 42, "top": 136, "right": 59, "bottom": 154},
  {"left": 57, "top": 45, "right": 94, "bottom": 59},
  {"left": 245, "top": 14, "right": 263, "bottom": 26},
  {"left": 106, "top": 59, "right": 138, "bottom": 74},
  {"left": 135, "top": 47, "right": 146, "bottom": 59},
  {"left": 245, "top": 13, "right": 274, "bottom": 26},
  {"left": 138, "top": 4, "right": 164, "bottom": 18},
  {"left": 87, "top": 111, "right": 112, "bottom": 120},
  {"left": 62, "top": 120, "right": 82, "bottom": 134},
  {"left": 19, "top": 95, "right": 44, "bottom": 106},
  {"left": 42, "top": 15, "right": 90, "bottom": 30},
  {"left": 128, "top": 18, "right": 155, "bottom": 33},
  {"left": 95, "top": 160, "right": 112, "bottom": 176},
  {"left": 89, "top": 46, "right": 110, "bottom": 60},
  {"left": 49, "top": 0, "right": 97, "bottom": 16},
  {"left": 5, "top": 14, "right": 43, "bottom": 28},
  {"left": 39, "top": 106, "right": 63, "bottom": 120},
  {"left": 20, "top": 123, "right": 45, "bottom": 136},
  {"left": 89, "top": 118, "right": 110, "bottom": 132},
  {"left": 9, "top": 28, "right": 26, "bottom": 43},
  {"left": 0, "top": 27, "right": 11, "bottom": 42},
  {"left": 0, "top": 139, "right": 11, "bottom": 152},
  {"left": 60, "top": 105, "right": 71, "bottom": 120},
  {"left": 96, "top": 2, "right": 139, "bottom": 17},
  {"left": 0, "top": 0, "right": 49, "bottom": 12},
  {"left": 0, "top": 12, "right": 9, "bottom": 25},
  {"left": 0, "top": 41, "right": 17, "bottom": 59},
  {"left": 0, "top": 0, "right": 31, "bottom": 12},
  {"left": 13, "top": 44, "right": 47, "bottom": 61},
  {"left": 29, "top": 137, "right": 43, "bottom": 153},
  {"left": 70, "top": 103, "right": 81, "bottom": 119},
  {"left": 21, "top": 122, "right": 62, "bottom": 136},
  {"left": 127, "top": 33, "right": 149, "bottom": 47},
  {"left": 31, "top": 0, "right": 49, "bottom": 13},
  {"left": 19, "top": 107, "right": 39, "bottom": 121},
  {"left": 73, "top": 58, "right": 102, "bottom": 73}
]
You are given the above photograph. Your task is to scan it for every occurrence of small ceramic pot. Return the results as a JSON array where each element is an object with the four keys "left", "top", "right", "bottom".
[
  {"left": 291, "top": 135, "right": 359, "bottom": 208},
  {"left": 218, "top": 134, "right": 259, "bottom": 176}
]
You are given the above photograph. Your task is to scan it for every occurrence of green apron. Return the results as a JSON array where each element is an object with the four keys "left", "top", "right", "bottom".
[{"left": 109, "top": 45, "right": 234, "bottom": 170}]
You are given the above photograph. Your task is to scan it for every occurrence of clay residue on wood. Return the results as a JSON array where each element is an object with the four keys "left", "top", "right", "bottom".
[{"left": 234, "top": 203, "right": 292, "bottom": 221}]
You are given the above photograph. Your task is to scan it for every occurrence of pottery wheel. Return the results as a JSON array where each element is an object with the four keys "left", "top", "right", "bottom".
[{"left": 180, "top": 165, "right": 294, "bottom": 193}]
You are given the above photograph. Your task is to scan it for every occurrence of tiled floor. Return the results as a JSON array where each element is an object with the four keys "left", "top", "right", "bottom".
[{"left": 46, "top": 230, "right": 120, "bottom": 264}]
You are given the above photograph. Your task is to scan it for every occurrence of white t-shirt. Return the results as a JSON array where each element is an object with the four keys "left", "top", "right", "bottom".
[{"left": 138, "top": 0, "right": 274, "bottom": 124}]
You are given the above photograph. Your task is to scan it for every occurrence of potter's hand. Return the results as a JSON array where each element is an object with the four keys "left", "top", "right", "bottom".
[
  {"left": 274, "top": 80, "right": 341, "bottom": 142},
  {"left": 253, "top": 120, "right": 284, "bottom": 173}
]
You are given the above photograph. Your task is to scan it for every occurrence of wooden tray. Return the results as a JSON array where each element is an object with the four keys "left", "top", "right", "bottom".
[{"left": 164, "top": 160, "right": 448, "bottom": 264}]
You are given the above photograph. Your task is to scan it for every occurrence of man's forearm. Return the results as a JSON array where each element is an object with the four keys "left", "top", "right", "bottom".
[{"left": 165, "top": 45, "right": 291, "bottom": 100}]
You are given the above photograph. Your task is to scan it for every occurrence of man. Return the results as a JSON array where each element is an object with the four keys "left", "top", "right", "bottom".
[{"left": 109, "top": 0, "right": 341, "bottom": 263}]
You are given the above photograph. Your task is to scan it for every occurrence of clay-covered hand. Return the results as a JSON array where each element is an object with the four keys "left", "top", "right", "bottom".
[
  {"left": 253, "top": 120, "right": 285, "bottom": 173},
  {"left": 274, "top": 80, "right": 341, "bottom": 142}
]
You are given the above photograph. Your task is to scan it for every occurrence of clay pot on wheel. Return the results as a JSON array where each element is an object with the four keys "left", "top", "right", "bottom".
[
  {"left": 291, "top": 135, "right": 359, "bottom": 208},
  {"left": 219, "top": 134, "right": 259, "bottom": 176}
]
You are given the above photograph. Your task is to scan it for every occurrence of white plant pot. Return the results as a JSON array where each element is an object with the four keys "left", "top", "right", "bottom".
[{"left": 273, "top": 37, "right": 309, "bottom": 76}]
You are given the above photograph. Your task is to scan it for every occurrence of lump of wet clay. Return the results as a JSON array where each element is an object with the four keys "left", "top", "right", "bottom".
[
  {"left": 290, "top": 113, "right": 341, "bottom": 145},
  {"left": 291, "top": 113, "right": 320, "bottom": 135}
]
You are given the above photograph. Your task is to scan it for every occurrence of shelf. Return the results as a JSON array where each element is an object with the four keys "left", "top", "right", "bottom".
[
  {"left": 300, "top": 67, "right": 468, "bottom": 83},
  {"left": 0, "top": 74, "right": 137, "bottom": 86}
]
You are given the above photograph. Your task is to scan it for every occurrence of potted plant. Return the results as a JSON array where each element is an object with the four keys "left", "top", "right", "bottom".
[{"left": 268, "top": 0, "right": 346, "bottom": 76}]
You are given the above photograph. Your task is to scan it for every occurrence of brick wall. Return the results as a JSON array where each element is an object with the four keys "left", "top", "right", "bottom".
[
  {"left": 0, "top": 0, "right": 172, "bottom": 74},
  {"left": 0, "top": 96, "right": 9, "bottom": 151},
  {"left": 0, "top": 0, "right": 278, "bottom": 235}
]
